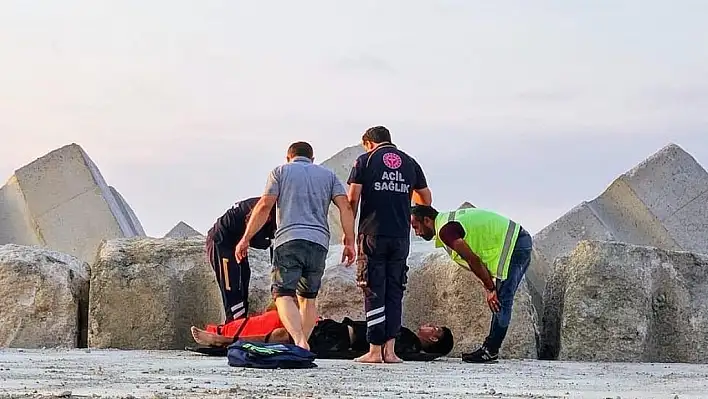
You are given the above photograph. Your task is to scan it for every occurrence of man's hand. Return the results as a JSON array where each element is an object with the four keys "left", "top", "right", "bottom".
[
  {"left": 341, "top": 241, "right": 355, "bottom": 266},
  {"left": 235, "top": 239, "right": 249, "bottom": 263},
  {"left": 485, "top": 288, "right": 500, "bottom": 313}
]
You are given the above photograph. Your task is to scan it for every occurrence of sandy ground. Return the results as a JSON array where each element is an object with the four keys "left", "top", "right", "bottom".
[{"left": 1, "top": 349, "right": 707, "bottom": 398}]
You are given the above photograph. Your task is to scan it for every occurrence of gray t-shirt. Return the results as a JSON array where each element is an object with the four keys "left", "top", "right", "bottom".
[{"left": 264, "top": 156, "right": 346, "bottom": 249}]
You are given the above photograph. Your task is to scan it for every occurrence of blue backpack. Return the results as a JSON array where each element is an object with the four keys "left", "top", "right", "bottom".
[{"left": 226, "top": 317, "right": 317, "bottom": 369}]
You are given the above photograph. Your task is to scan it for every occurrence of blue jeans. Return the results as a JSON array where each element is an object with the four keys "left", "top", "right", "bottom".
[{"left": 482, "top": 228, "right": 533, "bottom": 353}]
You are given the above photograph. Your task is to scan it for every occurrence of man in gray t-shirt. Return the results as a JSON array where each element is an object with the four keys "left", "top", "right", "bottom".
[{"left": 235, "top": 141, "right": 356, "bottom": 350}]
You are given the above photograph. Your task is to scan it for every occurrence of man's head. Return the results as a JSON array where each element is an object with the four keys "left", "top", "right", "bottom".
[
  {"left": 410, "top": 204, "right": 439, "bottom": 241},
  {"left": 361, "top": 126, "right": 392, "bottom": 152},
  {"left": 287, "top": 141, "right": 314, "bottom": 162},
  {"left": 417, "top": 324, "right": 454, "bottom": 355}
]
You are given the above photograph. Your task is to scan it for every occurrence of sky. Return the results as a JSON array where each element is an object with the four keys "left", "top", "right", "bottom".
[{"left": 1, "top": 1, "right": 707, "bottom": 237}]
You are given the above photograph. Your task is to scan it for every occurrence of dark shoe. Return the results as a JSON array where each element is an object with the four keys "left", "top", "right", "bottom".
[{"left": 461, "top": 346, "right": 499, "bottom": 363}]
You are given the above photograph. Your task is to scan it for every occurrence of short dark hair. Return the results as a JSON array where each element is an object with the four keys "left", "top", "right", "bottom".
[
  {"left": 411, "top": 204, "right": 439, "bottom": 221},
  {"left": 424, "top": 327, "right": 454, "bottom": 355},
  {"left": 287, "top": 141, "right": 313, "bottom": 159},
  {"left": 362, "top": 126, "right": 392, "bottom": 144}
]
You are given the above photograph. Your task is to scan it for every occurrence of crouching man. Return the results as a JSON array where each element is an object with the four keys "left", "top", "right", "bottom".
[{"left": 410, "top": 204, "right": 533, "bottom": 363}]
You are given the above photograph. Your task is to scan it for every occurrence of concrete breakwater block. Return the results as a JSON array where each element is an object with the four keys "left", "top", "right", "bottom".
[
  {"left": 530, "top": 143, "right": 708, "bottom": 318},
  {"left": 0, "top": 143, "right": 145, "bottom": 264},
  {"left": 88, "top": 237, "right": 224, "bottom": 349},
  {"left": 319, "top": 144, "right": 366, "bottom": 245},
  {"left": 0, "top": 244, "right": 89, "bottom": 348},
  {"left": 164, "top": 221, "right": 203, "bottom": 238},
  {"left": 541, "top": 240, "right": 708, "bottom": 363},
  {"left": 403, "top": 250, "right": 538, "bottom": 359}
]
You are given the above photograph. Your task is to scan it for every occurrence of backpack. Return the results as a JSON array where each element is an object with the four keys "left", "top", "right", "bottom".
[
  {"left": 227, "top": 341, "right": 317, "bottom": 369},
  {"left": 226, "top": 317, "right": 317, "bottom": 369}
]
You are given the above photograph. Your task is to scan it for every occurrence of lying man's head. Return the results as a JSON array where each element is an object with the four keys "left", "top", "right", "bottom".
[{"left": 416, "top": 324, "right": 454, "bottom": 355}]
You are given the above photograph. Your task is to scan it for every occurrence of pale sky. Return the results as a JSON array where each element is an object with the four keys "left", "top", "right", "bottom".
[{"left": 1, "top": 1, "right": 707, "bottom": 237}]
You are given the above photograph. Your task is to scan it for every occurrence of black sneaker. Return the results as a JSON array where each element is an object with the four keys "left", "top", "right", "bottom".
[{"left": 461, "top": 346, "right": 499, "bottom": 363}]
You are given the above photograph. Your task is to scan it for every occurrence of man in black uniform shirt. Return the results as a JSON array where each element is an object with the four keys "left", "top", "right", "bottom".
[
  {"left": 346, "top": 126, "right": 433, "bottom": 363},
  {"left": 206, "top": 197, "right": 276, "bottom": 322}
]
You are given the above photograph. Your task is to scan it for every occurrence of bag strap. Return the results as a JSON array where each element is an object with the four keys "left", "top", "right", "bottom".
[{"left": 231, "top": 316, "right": 250, "bottom": 343}]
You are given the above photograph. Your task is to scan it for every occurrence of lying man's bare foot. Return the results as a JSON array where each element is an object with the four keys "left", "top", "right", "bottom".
[
  {"left": 190, "top": 326, "right": 232, "bottom": 347},
  {"left": 354, "top": 351, "right": 384, "bottom": 363}
]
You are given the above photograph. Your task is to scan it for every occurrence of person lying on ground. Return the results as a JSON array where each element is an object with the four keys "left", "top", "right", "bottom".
[{"left": 189, "top": 310, "right": 454, "bottom": 361}]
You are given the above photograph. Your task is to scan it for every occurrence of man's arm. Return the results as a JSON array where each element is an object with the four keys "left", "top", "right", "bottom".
[
  {"left": 333, "top": 194, "right": 355, "bottom": 245},
  {"left": 411, "top": 159, "right": 432, "bottom": 205},
  {"left": 346, "top": 156, "right": 365, "bottom": 220},
  {"left": 412, "top": 187, "right": 432, "bottom": 206},
  {"left": 438, "top": 223, "right": 495, "bottom": 291},
  {"left": 242, "top": 169, "right": 280, "bottom": 243},
  {"left": 242, "top": 195, "right": 277, "bottom": 243},
  {"left": 347, "top": 183, "right": 362, "bottom": 220}
]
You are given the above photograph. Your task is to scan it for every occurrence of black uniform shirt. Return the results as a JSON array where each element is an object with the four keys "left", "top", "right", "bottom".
[
  {"left": 347, "top": 144, "right": 428, "bottom": 237},
  {"left": 208, "top": 197, "right": 276, "bottom": 249}
]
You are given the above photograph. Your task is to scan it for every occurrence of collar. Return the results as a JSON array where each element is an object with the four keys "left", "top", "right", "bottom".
[
  {"left": 291, "top": 156, "right": 313, "bottom": 164},
  {"left": 371, "top": 142, "right": 397, "bottom": 151}
]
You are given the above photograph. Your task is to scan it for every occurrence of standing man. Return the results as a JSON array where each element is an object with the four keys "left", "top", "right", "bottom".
[
  {"left": 235, "top": 141, "right": 356, "bottom": 350},
  {"left": 346, "top": 126, "right": 432, "bottom": 363},
  {"left": 206, "top": 197, "right": 276, "bottom": 322},
  {"left": 410, "top": 204, "right": 533, "bottom": 363}
]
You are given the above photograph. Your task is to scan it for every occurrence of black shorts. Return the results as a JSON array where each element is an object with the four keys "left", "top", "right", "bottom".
[{"left": 271, "top": 239, "right": 327, "bottom": 299}]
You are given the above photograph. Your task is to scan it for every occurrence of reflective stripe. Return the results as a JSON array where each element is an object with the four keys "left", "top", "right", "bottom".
[
  {"left": 231, "top": 302, "right": 244, "bottom": 312},
  {"left": 367, "top": 315, "right": 386, "bottom": 327},
  {"left": 495, "top": 220, "right": 517, "bottom": 279},
  {"left": 366, "top": 306, "right": 385, "bottom": 318},
  {"left": 233, "top": 308, "right": 246, "bottom": 319},
  {"left": 442, "top": 211, "right": 457, "bottom": 256}
]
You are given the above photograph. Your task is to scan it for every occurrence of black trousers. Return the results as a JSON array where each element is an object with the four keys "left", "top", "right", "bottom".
[
  {"left": 356, "top": 234, "right": 410, "bottom": 345},
  {"left": 206, "top": 236, "right": 250, "bottom": 321}
]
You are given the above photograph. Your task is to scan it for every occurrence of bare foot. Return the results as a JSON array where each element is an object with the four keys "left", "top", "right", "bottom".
[
  {"left": 190, "top": 326, "right": 231, "bottom": 347},
  {"left": 383, "top": 352, "right": 403, "bottom": 363},
  {"left": 296, "top": 339, "right": 310, "bottom": 351},
  {"left": 354, "top": 351, "right": 384, "bottom": 363}
]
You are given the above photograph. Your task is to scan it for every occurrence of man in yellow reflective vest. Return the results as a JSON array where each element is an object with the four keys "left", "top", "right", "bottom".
[{"left": 410, "top": 204, "right": 533, "bottom": 363}]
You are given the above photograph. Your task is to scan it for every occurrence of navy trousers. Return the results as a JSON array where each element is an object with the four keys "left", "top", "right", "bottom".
[
  {"left": 483, "top": 228, "right": 533, "bottom": 353},
  {"left": 356, "top": 234, "right": 410, "bottom": 346},
  {"left": 206, "top": 236, "right": 250, "bottom": 321}
]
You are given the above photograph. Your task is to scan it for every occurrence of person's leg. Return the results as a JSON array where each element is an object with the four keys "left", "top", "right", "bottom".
[
  {"left": 355, "top": 234, "right": 387, "bottom": 363},
  {"left": 218, "top": 242, "right": 249, "bottom": 321},
  {"left": 297, "top": 241, "right": 328, "bottom": 341},
  {"left": 271, "top": 240, "right": 308, "bottom": 350},
  {"left": 383, "top": 236, "right": 410, "bottom": 363},
  {"left": 266, "top": 328, "right": 292, "bottom": 343},
  {"left": 463, "top": 230, "right": 533, "bottom": 363},
  {"left": 207, "top": 237, "right": 233, "bottom": 321},
  {"left": 241, "top": 256, "right": 251, "bottom": 316}
]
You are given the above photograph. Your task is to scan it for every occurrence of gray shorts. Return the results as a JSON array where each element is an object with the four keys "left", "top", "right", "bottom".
[{"left": 271, "top": 239, "right": 328, "bottom": 299}]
